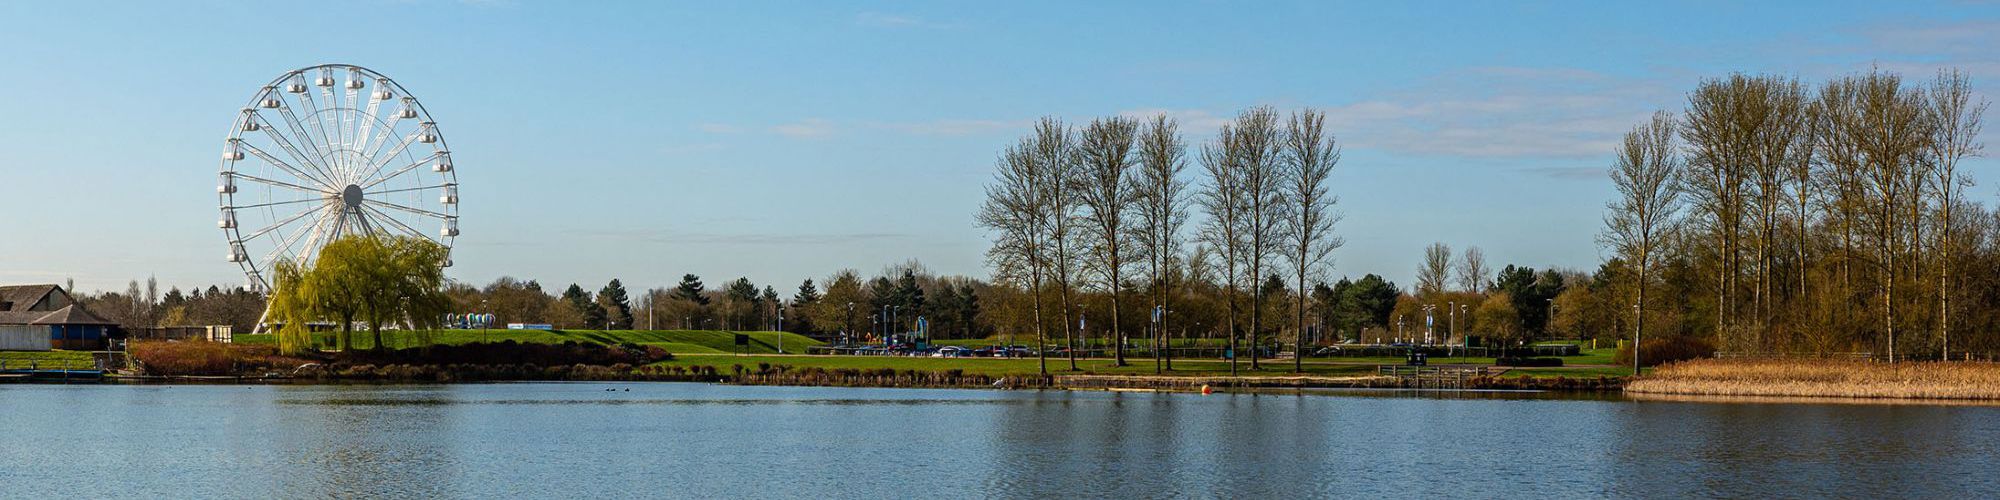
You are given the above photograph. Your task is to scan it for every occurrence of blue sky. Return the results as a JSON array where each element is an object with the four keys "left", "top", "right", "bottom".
[{"left": 1, "top": 1, "right": 1996, "bottom": 294}]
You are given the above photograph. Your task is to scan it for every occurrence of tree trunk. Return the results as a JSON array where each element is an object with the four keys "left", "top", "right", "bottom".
[
  {"left": 1112, "top": 256, "right": 1125, "bottom": 367},
  {"left": 1295, "top": 268, "right": 1306, "bottom": 374}
]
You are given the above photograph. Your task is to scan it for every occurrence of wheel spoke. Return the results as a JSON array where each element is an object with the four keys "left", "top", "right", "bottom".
[
  {"left": 232, "top": 172, "right": 331, "bottom": 194},
  {"left": 363, "top": 204, "right": 438, "bottom": 244},
  {"left": 252, "top": 113, "right": 341, "bottom": 186},
  {"left": 241, "top": 202, "right": 330, "bottom": 241},
  {"left": 365, "top": 199, "right": 451, "bottom": 220},
  {"left": 367, "top": 130, "right": 423, "bottom": 177},
  {"left": 273, "top": 95, "right": 332, "bottom": 165},
  {"left": 360, "top": 151, "right": 441, "bottom": 189},
  {"left": 364, "top": 183, "right": 449, "bottom": 197},
  {"left": 291, "top": 82, "right": 340, "bottom": 173},
  {"left": 355, "top": 84, "right": 386, "bottom": 155},
  {"left": 227, "top": 196, "right": 327, "bottom": 211},
  {"left": 361, "top": 99, "right": 410, "bottom": 161},
  {"left": 263, "top": 203, "right": 338, "bottom": 268},
  {"left": 351, "top": 206, "right": 377, "bottom": 236},
  {"left": 238, "top": 142, "right": 335, "bottom": 190}
]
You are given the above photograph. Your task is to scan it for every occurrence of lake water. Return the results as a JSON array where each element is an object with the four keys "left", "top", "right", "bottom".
[{"left": 2, "top": 383, "right": 1996, "bottom": 498}]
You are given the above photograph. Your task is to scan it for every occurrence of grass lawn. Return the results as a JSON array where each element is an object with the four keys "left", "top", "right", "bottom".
[
  {"left": 234, "top": 329, "right": 823, "bottom": 354},
  {"left": 0, "top": 350, "right": 96, "bottom": 369}
]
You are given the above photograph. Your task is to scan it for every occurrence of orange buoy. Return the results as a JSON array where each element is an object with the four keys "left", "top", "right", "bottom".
[{"left": 1200, "top": 384, "right": 1213, "bottom": 395}]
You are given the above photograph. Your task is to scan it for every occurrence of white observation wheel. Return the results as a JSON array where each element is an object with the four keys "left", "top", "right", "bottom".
[{"left": 218, "top": 64, "right": 459, "bottom": 293}]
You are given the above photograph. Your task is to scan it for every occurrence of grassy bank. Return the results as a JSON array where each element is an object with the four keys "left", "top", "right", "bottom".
[
  {"left": 1628, "top": 359, "right": 2000, "bottom": 400},
  {"left": 234, "top": 329, "right": 822, "bottom": 354},
  {"left": 0, "top": 350, "right": 95, "bottom": 369}
]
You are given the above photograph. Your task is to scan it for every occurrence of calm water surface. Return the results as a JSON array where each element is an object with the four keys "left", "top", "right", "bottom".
[{"left": 2, "top": 383, "right": 1996, "bottom": 498}]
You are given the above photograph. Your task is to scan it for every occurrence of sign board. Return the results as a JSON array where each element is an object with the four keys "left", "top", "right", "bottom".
[{"left": 734, "top": 334, "right": 750, "bottom": 346}]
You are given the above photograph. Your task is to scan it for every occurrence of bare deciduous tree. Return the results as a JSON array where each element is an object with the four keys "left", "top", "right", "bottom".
[
  {"left": 1926, "top": 69, "right": 1986, "bottom": 360},
  {"left": 1133, "top": 115, "right": 1190, "bottom": 372},
  {"left": 1280, "top": 109, "right": 1343, "bottom": 373},
  {"left": 1198, "top": 121, "right": 1248, "bottom": 375},
  {"left": 1456, "top": 246, "right": 1490, "bottom": 294},
  {"left": 1233, "top": 107, "right": 1287, "bottom": 371},
  {"left": 1417, "top": 242, "right": 1452, "bottom": 296},
  {"left": 1077, "top": 116, "right": 1141, "bottom": 367},
  {"left": 1601, "top": 110, "right": 1683, "bottom": 373},
  {"left": 978, "top": 120, "right": 1064, "bottom": 375}
]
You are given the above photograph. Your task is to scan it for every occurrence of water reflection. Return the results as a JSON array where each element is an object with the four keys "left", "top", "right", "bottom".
[{"left": 4, "top": 383, "right": 2000, "bottom": 497}]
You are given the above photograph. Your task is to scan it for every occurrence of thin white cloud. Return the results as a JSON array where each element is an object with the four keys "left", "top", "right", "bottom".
[
  {"left": 854, "top": 12, "right": 955, "bottom": 29},
  {"left": 1521, "top": 166, "right": 1608, "bottom": 181},
  {"left": 874, "top": 118, "right": 1029, "bottom": 136},
  {"left": 1121, "top": 66, "right": 1669, "bottom": 160},
  {"left": 1856, "top": 19, "right": 2000, "bottom": 57},
  {"left": 770, "top": 118, "right": 836, "bottom": 139},
  {"left": 697, "top": 123, "right": 744, "bottom": 134}
]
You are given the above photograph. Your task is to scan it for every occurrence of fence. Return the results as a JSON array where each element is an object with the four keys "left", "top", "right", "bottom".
[{"left": 1377, "top": 365, "right": 1490, "bottom": 389}]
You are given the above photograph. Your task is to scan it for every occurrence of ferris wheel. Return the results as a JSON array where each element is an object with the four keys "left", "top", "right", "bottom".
[{"left": 217, "top": 64, "right": 459, "bottom": 293}]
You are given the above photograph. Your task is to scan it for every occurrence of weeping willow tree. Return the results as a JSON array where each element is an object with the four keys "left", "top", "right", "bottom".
[
  {"left": 268, "top": 260, "right": 316, "bottom": 355},
  {"left": 265, "top": 234, "right": 452, "bottom": 354}
]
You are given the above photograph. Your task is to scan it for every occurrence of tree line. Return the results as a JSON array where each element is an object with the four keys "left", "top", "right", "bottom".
[
  {"left": 437, "top": 261, "right": 986, "bottom": 340},
  {"left": 1601, "top": 67, "right": 1991, "bottom": 361},
  {"left": 978, "top": 107, "right": 1346, "bottom": 374}
]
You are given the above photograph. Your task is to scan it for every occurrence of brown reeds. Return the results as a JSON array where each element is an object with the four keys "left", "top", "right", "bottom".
[{"left": 1629, "top": 359, "right": 2000, "bottom": 400}]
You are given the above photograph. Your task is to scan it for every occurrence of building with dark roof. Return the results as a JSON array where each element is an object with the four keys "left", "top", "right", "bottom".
[{"left": 0, "top": 284, "right": 117, "bottom": 351}]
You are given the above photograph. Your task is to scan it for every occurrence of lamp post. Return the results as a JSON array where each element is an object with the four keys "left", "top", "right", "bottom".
[
  {"left": 1396, "top": 314, "right": 1404, "bottom": 344},
  {"left": 1078, "top": 307, "right": 1087, "bottom": 354},
  {"left": 1545, "top": 298, "right": 1556, "bottom": 342},
  {"left": 480, "top": 299, "right": 489, "bottom": 344},
  {"left": 844, "top": 302, "right": 855, "bottom": 346},
  {"left": 1632, "top": 302, "right": 1641, "bottom": 375},
  {"left": 1422, "top": 304, "right": 1436, "bottom": 346}
]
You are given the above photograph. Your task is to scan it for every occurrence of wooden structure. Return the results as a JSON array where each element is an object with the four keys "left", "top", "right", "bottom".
[{"left": 0, "top": 284, "right": 118, "bottom": 351}]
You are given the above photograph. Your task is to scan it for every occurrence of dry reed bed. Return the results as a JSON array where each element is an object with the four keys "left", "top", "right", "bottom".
[{"left": 1628, "top": 359, "right": 2000, "bottom": 400}]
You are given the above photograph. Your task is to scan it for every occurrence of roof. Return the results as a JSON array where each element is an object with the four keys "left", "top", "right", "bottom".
[
  {"left": 0, "top": 284, "right": 59, "bottom": 312},
  {"left": 0, "top": 285, "right": 113, "bottom": 326},
  {"left": 27, "top": 305, "right": 117, "bottom": 326}
]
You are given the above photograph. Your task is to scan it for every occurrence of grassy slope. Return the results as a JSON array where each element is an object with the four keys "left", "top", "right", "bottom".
[
  {"left": 234, "top": 329, "right": 822, "bottom": 354},
  {"left": 0, "top": 350, "right": 95, "bottom": 369}
]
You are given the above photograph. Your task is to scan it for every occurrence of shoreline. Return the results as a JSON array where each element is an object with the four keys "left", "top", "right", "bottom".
[
  {"left": 18, "top": 365, "right": 1628, "bottom": 393},
  {"left": 1627, "top": 359, "right": 2000, "bottom": 402}
]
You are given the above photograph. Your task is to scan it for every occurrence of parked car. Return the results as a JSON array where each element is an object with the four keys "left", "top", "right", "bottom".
[{"left": 932, "top": 346, "right": 969, "bottom": 358}]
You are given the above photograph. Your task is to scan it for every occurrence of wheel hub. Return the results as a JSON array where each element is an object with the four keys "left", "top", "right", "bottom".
[{"left": 342, "top": 184, "right": 363, "bottom": 208}]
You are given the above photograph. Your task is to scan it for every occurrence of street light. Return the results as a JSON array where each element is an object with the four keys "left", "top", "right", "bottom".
[
  {"left": 1632, "top": 302, "right": 1642, "bottom": 375},
  {"left": 1396, "top": 314, "right": 1404, "bottom": 345}
]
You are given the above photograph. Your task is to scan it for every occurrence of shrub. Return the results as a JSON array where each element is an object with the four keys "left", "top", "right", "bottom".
[
  {"left": 1614, "top": 336, "right": 1717, "bottom": 367},
  {"left": 129, "top": 340, "right": 311, "bottom": 376}
]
